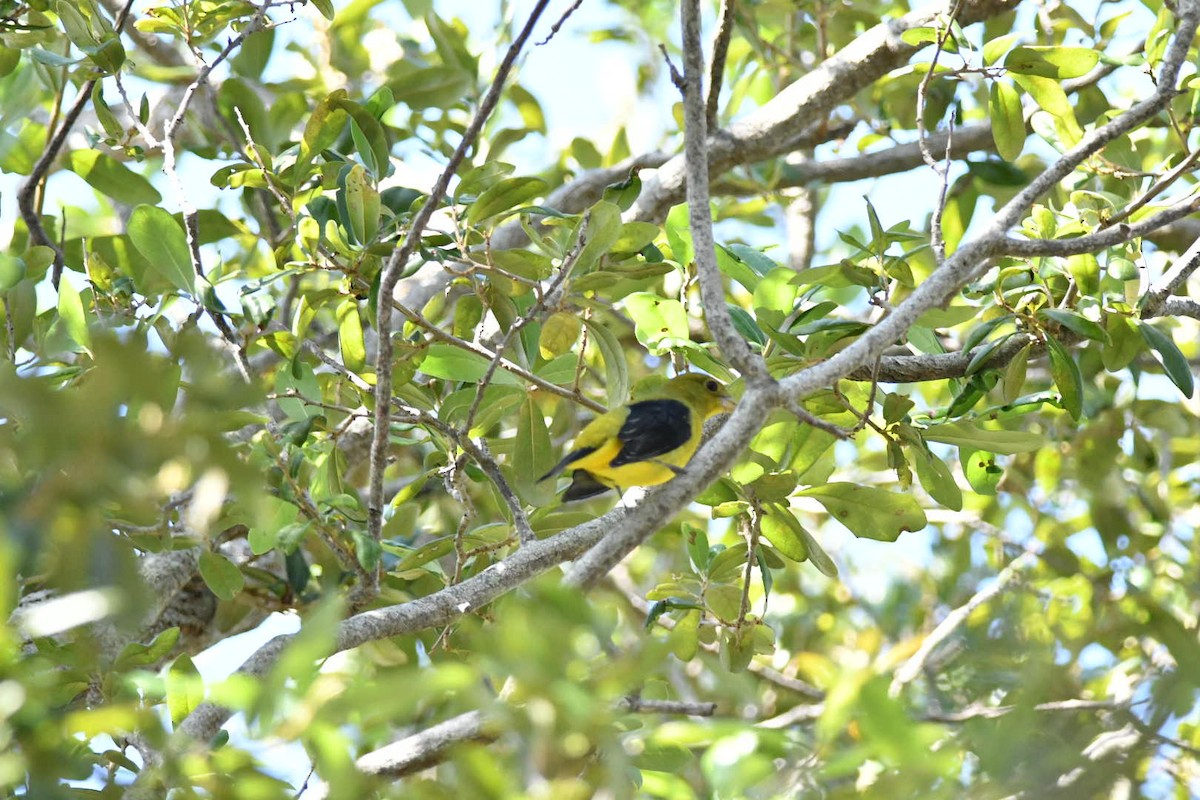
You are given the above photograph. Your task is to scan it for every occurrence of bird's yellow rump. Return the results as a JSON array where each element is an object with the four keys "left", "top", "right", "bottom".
[{"left": 539, "top": 373, "right": 735, "bottom": 502}]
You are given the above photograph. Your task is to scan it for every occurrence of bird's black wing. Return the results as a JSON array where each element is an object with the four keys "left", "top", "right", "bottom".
[{"left": 609, "top": 398, "right": 691, "bottom": 467}]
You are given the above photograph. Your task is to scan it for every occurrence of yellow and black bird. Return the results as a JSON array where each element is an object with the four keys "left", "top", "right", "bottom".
[{"left": 539, "top": 373, "right": 735, "bottom": 502}]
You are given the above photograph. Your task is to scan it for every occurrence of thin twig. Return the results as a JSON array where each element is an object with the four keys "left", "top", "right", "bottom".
[
  {"left": 537, "top": 0, "right": 584, "bottom": 46},
  {"left": 889, "top": 547, "right": 1039, "bottom": 697},
  {"left": 368, "top": 0, "right": 558, "bottom": 568},
  {"left": 1102, "top": 147, "right": 1200, "bottom": 230},
  {"left": 914, "top": 0, "right": 964, "bottom": 263},
  {"left": 461, "top": 213, "right": 588, "bottom": 436},
  {"left": 17, "top": 0, "right": 138, "bottom": 287},
  {"left": 737, "top": 501, "right": 761, "bottom": 628},
  {"left": 621, "top": 696, "right": 718, "bottom": 716},
  {"left": 706, "top": 0, "right": 736, "bottom": 129},
  {"left": 388, "top": 293, "right": 602, "bottom": 411}
]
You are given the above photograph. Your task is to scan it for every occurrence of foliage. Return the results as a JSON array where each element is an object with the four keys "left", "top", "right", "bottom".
[{"left": 0, "top": 0, "right": 1198, "bottom": 797}]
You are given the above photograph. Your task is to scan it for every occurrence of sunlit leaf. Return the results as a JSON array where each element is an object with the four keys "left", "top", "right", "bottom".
[
  {"left": 127, "top": 205, "right": 195, "bottom": 295},
  {"left": 797, "top": 483, "right": 926, "bottom": 541}
]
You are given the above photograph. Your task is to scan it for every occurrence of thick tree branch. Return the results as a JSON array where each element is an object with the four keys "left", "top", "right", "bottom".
[
  {"left": 1141, "top": 230, "right": 1200, "bottom": 318},
  {"left": 626, "top": 0, "right": 1019, "bottom": 224},
  {"left": 852, "top": 333, "right": 1039, "bottom": 383},
  {"left": 162, "top": 510, "right": 619, "bottom": 749},
  {"left": 775, "top": 0, "right": 1199, "bottom": 404},
  {"left": 352, "top": 710, "right": 494, "bottom": 779},
  {"left": 1159, "top": 296, "right": 1200, "bottom": 320},
  {"left": 679, "top": 0, "right": 763, "bottom": 378},
  {"left": 620, "top": 696, "right": 717, "bottom": 716}
]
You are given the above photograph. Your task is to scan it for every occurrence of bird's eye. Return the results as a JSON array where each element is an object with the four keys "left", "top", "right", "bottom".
[{"left": 706, "top": 379, "right": 719, "bottom": 392}]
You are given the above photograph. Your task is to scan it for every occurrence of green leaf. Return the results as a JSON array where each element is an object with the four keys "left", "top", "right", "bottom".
[
  {"left": 390, "top": 64, "right": 473, "bottom": 109},
  {"left": 467, "top": 176, "right": 549, "bottom": 224},
  {"left": 66, "top": 150, "right": 161, "bottom": 206},
  {"left": 538, "top": 312, "right": 581, "bottom": 359},
  {"left": 336, "top": 299, "right": 366, "bottom": 373},
  {"left": 922, "top": 421, "right": 1044, "bottom": 454},
  {"left": 610, "top": 221, "right": 660, "bottom": 256},
  {"left": 339, "top": 163, "right": 380, "bottom": 245},
  {"left": 983, "top": 33, "right": 1021, "bottom": 65},
  {"left": 418, "top": 343, "right": 520, "bottom": 385},
  {"left": 114, "top": 627, "right": 181, "bottom": 670},
  {"left": 1103, "top": 314, "right": 1142, "bottom": 372},
  {"left": 1039, "top": 308, "right": 1108, "bottom": 343},
  {"left": 760, "top": 509, "right": 808, "bottom": 562},
  {"left": 910, "top": 445, "right": 962, "bottom": 511},
  {"left": 900, "top": 27, "right": 939, "bottom": 47},
  {"left": 797, "top": 483, "right": 926, "bottom": 542},
  {"left": 1012, "top": 74, "right": 1083, "bottom": 146},
  {"left": 988, "top": 80, "right": 1025, "bottom": 162},
  {"left": 728, "top": 305, "right": 766, "bottom": 347},
  {"left": 583, "top": 317, "right": 629, "bottom": 409},
  {"left": 962, "top": 448, "right": 1002, "bottom": 495},
  {"left": 573, "top": 200, "right": 624, "bottom": 273},
  {"left": 601, "top": 174, "right": 641, "bottom": 211},
  {"left": 1046, "top": 333, "right": 1083, "bottom": 420},
  {"left": 715, "top": 245, "right": 760, "bottom": 291},
  {"left": 753, "top": 267, "right": 801, "bottom": 329},
  {"left": 165, "top": 654, "right": 204, "bottom": 727},
  {"left": 726, "top": 244, "right": 780, "bottom": 276},
  {"left": 0, "top": 254, "right": 25, "bottom": 291},
  {"left": 964, "top": 334, "right": 1013, "bottom": 376},
  {"left": 127, "top": 205, "right": 195, "bottom": 294},
  {"left": 1067, "top": 253, "right": 1100, "bottom": 296},
  {"left": 797, "top": 523, "right": 838, "bottom": 577},
  {"left": 624, "top": 293, "right": 689, "bottom": 352},
  {"left": 669, "top": 609, "right": 700, "bottom": 661},
  {"left": 683, "top": 522, "right": 709, "bottom": 572},
  {"left": 297, "top": 92, "right": 348, "bottom": 182},
  {"left": 274, "top": 357, "right": 322, "bottom": 421},
  {"left": 1139, "top": 322, "right": 1195, "bottom": 398},
  {"left": 514, "top": 396, "right": 556, "bottom": 505},
  {"left": 1004, "top": 46, "right": 1100, "bottom": 79},
  {"left": 1002, "top": 343, "right": 1031, "bottom": 404},
  {"left": 198, "top": 551, "right": 244, "bottom": 601},
  {"left": 329, "top": 97, "right": 390, "bottom": 180},
  {"left": 57, "top": 279, "right": 91, "bottom": 352}
]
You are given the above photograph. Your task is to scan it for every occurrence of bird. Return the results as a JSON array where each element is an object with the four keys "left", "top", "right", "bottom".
[{"left": 539, "top": 373, "right": 735, "bottom": 502}]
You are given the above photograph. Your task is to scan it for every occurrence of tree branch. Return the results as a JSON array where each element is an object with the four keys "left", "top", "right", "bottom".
[
  {"left": 17, "top": 0, "right": 138, "bottom": 287},
  {"left": 620, "top": 696, "right": 717, "bottom": 716},
  {"left": 626, "top": 0, "right": 1020, "bottom": 225},
  {"left": 165, "top": 509, "right": 620, "bottom": 749},
  {"left": 775, "top": 0, "right": 1199, "bottom": 405},
  {"left": 367, "top": 0, "right": 555, "bottom": 582},
  {"left": 352, "top": 710, "right": 494, "bottom": 779},
  {"left": 1141, "top": 229, "right": 1200, "bottom": 318},
  {"left": 679, "top": 0, "right": 764, "bottom": 378},
  {"left": 705, "top": 0, "right": 736, "bottom": 129},
  {"left": 889, "top": 548, "right": 1039, "bottom": 697}
]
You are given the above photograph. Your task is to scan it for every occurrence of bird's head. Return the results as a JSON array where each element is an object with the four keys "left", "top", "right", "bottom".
[{"left": 669, "top": 373, "right": 735, "bottom": 418}]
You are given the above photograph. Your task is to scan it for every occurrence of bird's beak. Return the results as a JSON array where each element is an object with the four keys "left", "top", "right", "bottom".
[{"left": 720, "top": 395, "right": 736, "bottom": 413}]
